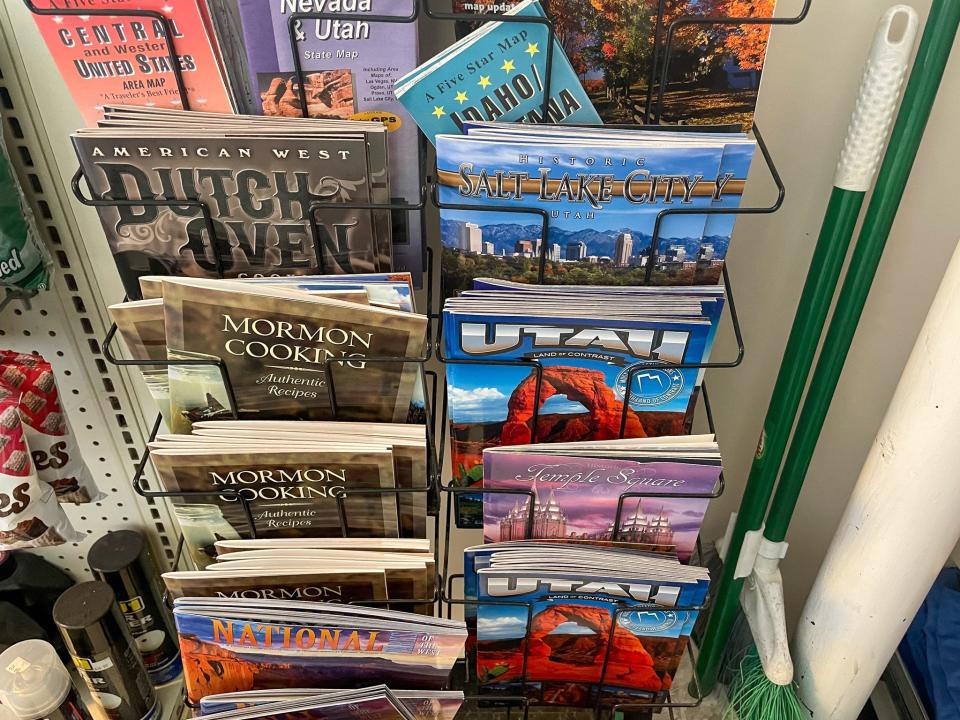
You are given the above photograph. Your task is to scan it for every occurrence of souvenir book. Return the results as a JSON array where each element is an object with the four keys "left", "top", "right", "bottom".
[
  {"left": 482, "top": 436, "right": 722, "bottom": 562},
  {"left": 229, "top": 0, "right": 425, "bottom": 283},
  {"left": 465, "top": 543, "right": 709, "bottom": 707},
  {"left": 448, "top": 0, "right": 778, "bottom": 131},
  {"left": 201, "top": 546, "right": 435, "bottom": 613},
  {"left": 199, "top": 688, "right": 464, "bottom": 720},
  {"left": 442, "top": 284, "right": 723, "bottom": 525},
  {"left": 215, "top": 537, "right": 431, "bottom": 554},
  {"left": 160, "top": 278, "right": 427, "bottom": 424},
  {"left": 172, "top": 598, "right": 467, "bottom": 703},
  {"left": 148, "top": 441, "right": 400, "bottom": 538},
  {"left": 394, "top": 0, "right": 600, "bottom": 144},
  {"left": 188, "top": 420, "right": 428, "bottom": 537},
  {"left": 191, "top": 685, "right": 414, "bottom": 720},
  {"left": 74, "top": 107, "right": 392, "bottom": 298},
  {"left": 29, "top": 0, "right": 234, "bottom": 125},
  {"left": 436, "top": 123, "right": 754, "bottom": 297}
]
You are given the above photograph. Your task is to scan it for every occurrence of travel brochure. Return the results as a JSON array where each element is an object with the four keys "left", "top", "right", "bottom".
[
  {"left": 465, "top": 542, "right": 709, "bottom": 707},
  {"left": 198, "top": 688, "right": 464, "bottom": 720},
  {"left": 436, "top": 123, "right": 755, "bottom": 297},
  {"left": 173, "top": 598, "right": 467, "bottom": 703},
  {"left": 483, "top": 436, "right": 722, "bottom": 562},
  {"left": 443, "top": 279, "right": 724, "bottom": 526}
]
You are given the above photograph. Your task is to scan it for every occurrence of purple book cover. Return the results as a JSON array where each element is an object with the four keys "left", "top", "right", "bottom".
[
  {"left": 236, "top": 0, "right": 423, "bottom": 283},
  {"left": 482, "top": 453, "right": 721, "bottom": 562}
]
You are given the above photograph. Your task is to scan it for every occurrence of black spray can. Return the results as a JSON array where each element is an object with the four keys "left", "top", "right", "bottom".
[
  {"left": 88, "top": 531, "right": 181, "bottom": 685},
  {"left": 53, "top": 582, "right": 158, "bottom": 720}
]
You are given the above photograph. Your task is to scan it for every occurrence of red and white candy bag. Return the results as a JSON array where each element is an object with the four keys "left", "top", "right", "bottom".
[
  {"left": 0, "top": 392, "right": 82, "bottom": 550},
  {"left": 0, "top": 352, "right": 102, "bottom": 503}
]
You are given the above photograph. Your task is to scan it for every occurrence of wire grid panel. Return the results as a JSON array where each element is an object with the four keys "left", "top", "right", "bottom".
[{"left": 0, "top": 1, "right": 182, "bottom": 577}]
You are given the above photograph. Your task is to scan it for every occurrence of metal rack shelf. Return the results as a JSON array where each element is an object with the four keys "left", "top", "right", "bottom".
[{"left": 13, "top": 0, "right": 812, "bottom": 716}]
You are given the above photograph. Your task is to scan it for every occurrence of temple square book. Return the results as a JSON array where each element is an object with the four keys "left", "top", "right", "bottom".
[
  {"left": 198, "top": 688, "right": 464, "bottom": 720},
  {"left": 448, "top": 0, "right": 779, "bottom": 131},
  {"left": 29, "top": 0, "right": 234, "bottom": 125},
  {"left": 394, "top": 0, "right": 601, "bottom": 144},
  {"left": 463, "top": 543, "right": 709, "bottom": 707},
  {"left": 73, "top": 107, "right": 394, "bottom": 298},
  {"left": 436, "top": 123, "right": 755, "bottom": 298},
  {"left": 482, "top": 437, "right": 721, "bottom": 563},
  {"left": 172, "top": 598, "right": 467, "bottom": 703},
  {"left": 442, "top": 283, "right": 724, "bottom": 526},
  {"left": 228, "top": 0, "right": 425, "bottom": 283}
]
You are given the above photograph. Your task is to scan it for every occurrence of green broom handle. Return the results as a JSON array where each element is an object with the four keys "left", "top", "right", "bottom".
[
  {"left": 694, "top": 192, "right": 863, "bottom": 694},
  {"left": 694, "top": 6, "right": 920, "bottom": 693},
  {"left": 764, "top": 0, "right": 960, "bottom": 545}
]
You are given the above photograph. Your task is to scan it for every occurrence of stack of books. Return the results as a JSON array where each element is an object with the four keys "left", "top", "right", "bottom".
[
  {"left": 443, "top": 278, "right": 724, "bottom": 525},
  {"left": 198, "top": 687, "right": 464, "bottom": 720},
  {"left": 163, "top": 537, "right": 435, "bottom": 614},
  {"left": 107, "top": 275, "right": 426, "bottom": 430},
  {"left": 74, "top": 107, "right": 397, "bottom": 297},
  {"left": 436, "top": 122, "right": 756, "bottom": 297},
  {"left": 464, "top": 541, "right": 709, "bottom": 707},
  {"left": 149, "top": 420, "right": 429, "bottom": 546},
  {"left": 173, "top": 598, "right": 467, "bottom": 704},
  {"left": 482, "top": 435, "right": 722, "bottom": 562}
]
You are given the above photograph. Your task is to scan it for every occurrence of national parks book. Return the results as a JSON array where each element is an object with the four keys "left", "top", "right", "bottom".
[
  {"left": 73, "top": 109, "right": 392, "bottom": 298},
  {"left": 188, "top": 685, "right": 415, "bottom": 720},
  {"left": 29, "top": 0, "right": 234, "bottom": 125},
  {"left": 394, "top": 0, "right": 600, "bottom": 144},
  {"left": 172, "top": 598, "right": 467, "bottom": 703},
  {"left": 160, "top": 278, "right": 427, "bottom": 423},
  {"left": 230, "top": 0, "right": 425, "bottom": 283},
  {"left": 199, "top": 688, "right": 464, "bottom": 720},
  {"left": 436, "top": 123, "right": 754, "bottom": 298},
  {"left": 448, "top": 0, "right": 779, "bottom": 130}
]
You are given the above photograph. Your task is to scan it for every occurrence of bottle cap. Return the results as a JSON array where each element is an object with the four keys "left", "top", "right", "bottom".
[{"left": 0, "top": 640, "right": 72, "bottom": 720}]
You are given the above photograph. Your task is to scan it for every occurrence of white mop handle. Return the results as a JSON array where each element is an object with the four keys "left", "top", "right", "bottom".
[
  {"left": 835, "top": 5, "right": 918, "bottom": 191},
  {"left": 794, "top": 239, "right": 960, "bottom": 718}
]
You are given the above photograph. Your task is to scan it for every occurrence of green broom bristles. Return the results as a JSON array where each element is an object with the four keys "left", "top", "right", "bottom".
[{"left": 723, "top": 647, "right": 808, "bottom": 720}]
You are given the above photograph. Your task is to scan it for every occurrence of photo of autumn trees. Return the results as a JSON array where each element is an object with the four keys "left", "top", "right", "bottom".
[{"left": 452, "top": 0, "right": 777, "bottom": 129}]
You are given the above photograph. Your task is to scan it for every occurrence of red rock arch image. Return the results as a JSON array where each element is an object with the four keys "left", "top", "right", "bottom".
[
  {"left": 526, "top": 604, "right": 663, "bottom": 692},
  {"left": 500, "top": 366, "right": 646, "bottom": 445}
]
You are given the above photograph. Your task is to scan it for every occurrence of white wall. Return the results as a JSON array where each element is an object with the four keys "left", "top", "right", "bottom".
[{"left": 702, "top": 0, "right": 960, "bottom": 630}]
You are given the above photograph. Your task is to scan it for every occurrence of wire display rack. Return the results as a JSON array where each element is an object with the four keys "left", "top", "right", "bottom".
[{"left": 22, "top": 0, "right": 812, "bottom": 715}]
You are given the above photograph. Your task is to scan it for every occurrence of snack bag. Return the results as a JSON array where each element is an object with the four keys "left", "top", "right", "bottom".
[
  {"left": 0, "top": 353, "right": 102, "bottom": 503},
  {"left": 0, "top": 135, "right": 50, "bottom": 292},
  {"left": 0, "top": 393, "right": 82, "bottom": 549}
]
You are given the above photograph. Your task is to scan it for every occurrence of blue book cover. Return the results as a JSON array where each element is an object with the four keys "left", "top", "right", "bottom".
[
  {"left": 443, "top": 307, "right": 714, "bottom": 525},
  {"left": 474, "top": 564, "right": 706, "bottom": 706},
  {"left": 394, "top": 0, "right": 600, "bottom": 144},
  {"left": 436, "top": 130, "right": 744, "bottom": 298}
]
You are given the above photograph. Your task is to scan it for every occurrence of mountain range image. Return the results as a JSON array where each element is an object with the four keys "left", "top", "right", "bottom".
[{"left": 440, "top": 220, "right": 730, "bottom": 259}]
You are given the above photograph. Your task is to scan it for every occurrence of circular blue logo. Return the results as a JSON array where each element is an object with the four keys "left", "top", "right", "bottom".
[
  {"left": 617, "top": 610, "right": 682, "bottom": 634},
  {"left": 615, "top": 366, "right": 684, "bottom": 408}
]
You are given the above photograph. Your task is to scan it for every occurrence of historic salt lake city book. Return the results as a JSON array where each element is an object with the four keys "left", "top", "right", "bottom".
[{"left": 437, "top": 123, "right": 755, "bottom": 297}]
